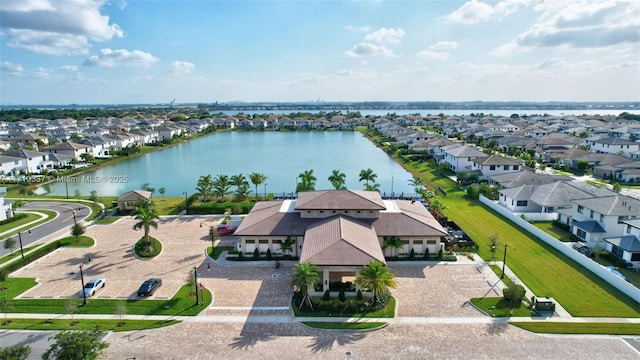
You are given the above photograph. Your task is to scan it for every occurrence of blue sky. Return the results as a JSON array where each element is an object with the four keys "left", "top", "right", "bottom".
[{"left": 1, "top": 0, "right": 638, "bottom": 105}]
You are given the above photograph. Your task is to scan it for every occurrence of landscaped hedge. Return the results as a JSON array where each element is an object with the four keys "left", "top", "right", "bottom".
[
  {"left": 0, "top": 213, "right": 27, "bottom": 226},
  {"left": 2, "top": 240, "right": 63, "bottom": 273}
]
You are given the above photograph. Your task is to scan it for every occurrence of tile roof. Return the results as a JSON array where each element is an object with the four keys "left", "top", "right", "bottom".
[
  {"left": 573, "top": 220, "right": 606, "bottom": 233},
  {"left": 295, "top": 190, "right": 386, "bottom": 211},
  {"left": 300, "top": 216, "right": 385, "bottom": 266},
  {"left": 572, "top": 195, "right": 640, "bottom": 216},
  {"left": 604, "top": 235, "right": 640, "bottom": 252}
]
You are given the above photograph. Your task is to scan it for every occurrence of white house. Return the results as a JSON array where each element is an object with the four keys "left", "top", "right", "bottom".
[
  {"left": 443, "top": 145, "right": 487, "bottom": 172},
  {"left": 569, "top": 195, "right": 640, "bottom": 246}
]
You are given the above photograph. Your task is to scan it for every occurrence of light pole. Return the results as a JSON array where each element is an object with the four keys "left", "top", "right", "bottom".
[
  {"left": 200, "top": 222, "right": 216, "bottom": 256},
  {"left": 193, "top": 266, "right": 199, "bottom": 305},
  {"left": 264, "top": 183, "right": 268, "bottom": 200},
  {"left": 501, "top": 244, "right": 508, "bottom": 279},
  {"left": 79, "top": 263, "right": 87, "bottom": 305},
  {"left": 72, "top": 209, "right": 78, "bottom": 227},
  {"left": 65, "top": 179, "right": 69, "bottom": 199},
  {"left": 391, "top": 176, "right": 394, "bottom": 198},
  {"left": 183, "top": 192, "right": 188, "bottom": 214},
  {"left": 16, "top": 229, "right": 30, "bottom": 259}
]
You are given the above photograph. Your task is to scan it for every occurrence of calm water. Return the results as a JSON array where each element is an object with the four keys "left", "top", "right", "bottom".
[{"left": 41, "top": 131, "right": 417, "bottom": 197}]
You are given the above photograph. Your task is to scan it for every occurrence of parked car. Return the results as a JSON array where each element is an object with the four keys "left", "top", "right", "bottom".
[
  {"left": 81, "top": 278, "right": 105, "bottom": 297},
  {"left": 137, "top": 278, "right": 162, "bottom": 297}
]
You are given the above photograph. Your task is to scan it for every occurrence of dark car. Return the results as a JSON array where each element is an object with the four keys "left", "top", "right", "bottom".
[{"left": 137, "top": 278, "right": 162, "bottom": 297}]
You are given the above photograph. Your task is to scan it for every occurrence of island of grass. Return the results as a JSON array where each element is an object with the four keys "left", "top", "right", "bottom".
[
  {"left": 511, "top": 322, "right": 640, "bottom": 336},
  {"left": 0, "top": 318, "right": 180, "bottom": 332},
  {"left": 291, "top": 295, "right": 396, "bottom": 319},
  {"left": 134, "top": 236, "right": 162, "bottom": 259},
  {"left": 58, "top": 235, "right": 95, "bottom": 247},
  {"left": 470, "top": 297, "right": 538, "bottom": 317}
]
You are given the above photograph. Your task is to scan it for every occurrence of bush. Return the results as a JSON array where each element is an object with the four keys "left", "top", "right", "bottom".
[
  {"left": 409, "top": 248, "right": 415, "bottom": 259},
  {"left": 339, "top": 289, "right": 346, "bottom": 302},
  {"left": 437, "top": 249, "right": 443, "bottom": 260},
  {"left": 441, "top": 254, "right": 457, "bottom": 261},
  {"left": 323, "top": 290, "right": 330, "bottom": 301},
  {"left": 423, "top": 248, "right": 430, "bottom": 259},
  {"left": 266, "top": 248, "right": 272, "bottom": 260},
  {"left": 503, "top": 284, "right": 526, "bottom": 308},
  {"left": 0, "top": 213, "right": 27, "bottom": 226},
  {"left": 253, "top": 248, "right": 259, "bottom": 259},
  {"left": 356, "top": 289, "right": 363, "bottom": 300},
  {"left": 2, "top": 240, "right": 63, "bottom": 274}
]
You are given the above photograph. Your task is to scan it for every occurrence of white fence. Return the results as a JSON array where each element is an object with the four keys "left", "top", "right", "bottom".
[
  {"left": 479, "top": 195, "right": 640, "bottom": 304},
  {"left": 516, "top": 212, "right": 558, "bottom": 222}
]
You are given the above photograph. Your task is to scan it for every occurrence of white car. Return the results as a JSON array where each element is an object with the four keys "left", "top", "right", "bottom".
[{"left": 81, "top": 278, "right": 105, "bottom": 297}]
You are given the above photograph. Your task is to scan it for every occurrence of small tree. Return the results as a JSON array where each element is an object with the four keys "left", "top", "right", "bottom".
[
  {"left": 12, "top": 200, "right": 24, "bottom": 217},
  {"left": 489, "top": 234, "right": 499, "bottom": 260},
  {"left": 43, "top": 327, "right": 109, "bottom": 360},
  {"left": 74, "top": 189, "right": 81, "bottom": 199},
  {"left": 116, "top": 301, "right": 126, "bottom": 324},
  {"left": 323, "top": 289, "right": 331, "bottom": 301},
  {"left": 0, "top": 344, "right": 31, "bottom": 360},
  {"left": 71, "top": 223, "right": 86, "bottom": 239},
  {"left": 612, "top": 182, "right": 622, "bottom": 193},
  {"left": 503, "top": 284, "right": 526, "bottom": 309},
  {"left": 64, "top": 298, "right": 77, "bottom": 322},
  {"left": 266, "top": 248, "right": 272, "bottom": 260},
  {"left": 158, "top": 187, "right": 166, "bottom": 197},
  {"left": 253, "top": 248, "right": 259, "bottom": 259},
  {"left": 338, "top": 288, "right": 346, "bottom": 302},
  {"left": 3, "top": 238, "right": 16, "bottom": 255},
  {"left": 89, "top": 190, "right": 98, "bottom": 203},
  {"left": 0, "top": 296, "right": 12, "bottom": 323},
  {"left": 185, "top": 270, "right": 195, "bottom": 286}
]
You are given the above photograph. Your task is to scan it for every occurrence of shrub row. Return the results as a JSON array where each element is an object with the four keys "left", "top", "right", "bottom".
[
  {"left": 2, "top": 240, "right": 63, "bottom": 274},
  {"left": 0, "top": 213, "right": 27, "bottom": 226}
]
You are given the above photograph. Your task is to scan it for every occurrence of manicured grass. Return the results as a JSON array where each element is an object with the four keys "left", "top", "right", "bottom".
[
  {"left": 362, "top": 133, "right": 640, "bottom": 317},
  {"left": 291, "top": 296, "right": 396, "bottom": 318},
  {"left": 134, "top": 236, "right": 162, "bottom": 258},
  {"left": 0, "top": 245, "right": 39, "bottom": 264},
  {"left": 489, "top": 265, "right": 514, "bottom": 287},
  {"left": 302, "top": 321, "right": 387, "bottom": 330},
  {"left": 0, "top": 318, "right": 180, "bottom": 332},
  {"left": 94, "top": 216, "right": 122, "bottom": 224},
  {"left": 152, "top": 197, "right": 184, "bottom": 215},
  {"left": 511, "top": 322, "right": 640, "bottom": 335},
  {"left": 0, "top": 210, "right": 56, "bottom": 240},
  {"left": 470, "top": 297, "right": 536, "bottom": 317},
  {"left": 208, "top": 246, "right": 233, "bottom": 260},
  {"left": 533, "top": 221, "right": 576, "bottom": 242},
  {"left": 3, "top": 278, "right": 212, "bottom": 316},
  {"left": 58, "top": 235, "right": 95, "bottom": 247}
]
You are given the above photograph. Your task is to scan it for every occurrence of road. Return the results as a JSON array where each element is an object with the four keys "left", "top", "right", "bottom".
[{"left": 0, "top": 201, "right": 91, "bottom": 257}]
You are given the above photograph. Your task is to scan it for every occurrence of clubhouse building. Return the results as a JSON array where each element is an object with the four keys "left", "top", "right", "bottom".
[{"left": 234, "top": 190, "right": 448, "bottom": 295}]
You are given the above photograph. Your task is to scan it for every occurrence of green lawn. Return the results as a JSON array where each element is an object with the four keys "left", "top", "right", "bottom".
[
  {"left": 208, "top": 246, "right": 233, "bottom": 260},
  {"left": 0, "top": 210, "right": 56, "bottom": 240},
  {"left": 0, "top": 318, "right": 180, "bottom": 332},
  {"left": 511, "top": 322, "right": 640, "bottom": 335},
  {"left": 94, "top": 216, "right": 123, "bottom": 224},
  {"left": 533, "top": 221, "right": 576, "bottom": 242},
  {"left": 369, "top": 136, "right": 640, "bottom": 318},
  {"left": 1, "top": 278, "right": 212, "bottom": 316},
  {"left": 470, "top": 297, "right": 536, "bottom": 317},
  {"left": 302, "top": 321, "right": 387, "bottom": 330},
  {"left": 0, "top": 245, "right": 39, "bottom": 264},
  {"left": 58, "top": 235, "right": 94, "bottom": 247}
]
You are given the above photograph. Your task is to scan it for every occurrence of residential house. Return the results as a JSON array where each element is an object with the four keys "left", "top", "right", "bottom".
[
  {"left": 568, "top": 195, "right": 640, "bottom": 246},
  {"left": 604, "top": 219, "right": 640, "bottom": 266},
  {"left": 443, "top": 145, "right": 487, "bottom": 172},
  {"left": 117, "top": 190, "right": 152, "bottom": 212},
  {"left": 0, "top": 187, "right": 12, "bottom": 221},
  {"left": 1, "top": 149, "right": 53, "bottom": 174},
  {"left": 45, "top": 142, "right": 92, "bottom": 161},
  {"left": 471, "top": 155, "right": 522, "bottom": 180},
  {"left": 590, "top": 137, "right": 640, "bottom": 157}
]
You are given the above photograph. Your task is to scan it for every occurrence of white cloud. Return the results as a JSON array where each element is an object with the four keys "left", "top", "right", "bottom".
[
  {"left": 445, "top": 0, "right": 532, "bottom": 24},
  {"left": 344, "top": 25, "right": 371, "bottom": 32},
  {"left": 30, "top": 67, "right": 51, "bottom": 79},
  {"left": 60, "top": 65, "right": 79, "bottom": 71},
  {"left": 168, "top": 61, "right": 195, "bottom": 76},
  {"left": 430, "top": 41, "right": 458, "bottom": 50},
  {"left": 498, "top": 0, "right": 640, "bottom": 52},
  {"left": 297, "top": 68, "right": 376, "bottom": 85},
  {"left": 0, "top": 61, "right": 24, "bottom": 75},
  {"left": 364, "top": 27, "right": 406, "bottom": 43},
  {"left": 0, "top": 0, "right": 123, "bottom": 55},
  {"left": 345, "top": 43, "right": 395, "bottom": 57},
  {"left": 83, "top": 49, "right": 159, "bottom": 67},
  {"left": 416, "top": 50, "right": 449, "bottom": 61},
  {"left": 535, "top": 58, "right": 566, "bottom": 69}
]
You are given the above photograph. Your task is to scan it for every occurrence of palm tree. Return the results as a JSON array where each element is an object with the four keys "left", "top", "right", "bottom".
[
  {"left": 364, "top": 183, "right": 381, "bottom": 192},
  {"left": 249, "top": 172, "right": 267, "bottom": 200},
  {"left": 234, "top": 182, "right": 252, "bottom": 201},
  {"left": 328, "top": 169, "right": 346, "bottom": 190},
  {"left": 296, "top": 169, "right": 317, "bottom": 192},
  {"left": 355, "top": 260, "right": 397, "bottom": 304},
  {"left": 212, "top": 174, "right": 232, "bottom": 201},
  {"left": 196, "top": 175, "right": 213, "bottom": 202},
  {"left": 12, "top": 200, "right": 24, "bottom": 217},
  {"left": 359, "top": 168, "right": 377, "bottom": 188},
  {"left": 383, "top": 237, "right": 404, "bottom": 258},
  {"left": 279, "top": 236, "right": 295, "bottom": 259},
  {"left": 408, "top": 176, "right": 424, "bottom": 194},
  {"left": 231, "top": 174, "right": 248, "bottom": 189},
  {"left": 290, "top": 262, "right": 320, "bottom": 310},
  {"left": 132, "top": 199, "right": 160, "bottom": 252}
]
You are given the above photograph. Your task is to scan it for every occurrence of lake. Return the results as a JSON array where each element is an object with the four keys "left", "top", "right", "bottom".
[{"left": 40, "top": 131, "right": 418, "bottom": 197}]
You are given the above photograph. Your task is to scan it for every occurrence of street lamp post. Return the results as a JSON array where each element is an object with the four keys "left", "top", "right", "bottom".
[
  {"left": 200, "top": 223, "right": 215, "bottom": 256},
  {"left": 391, "top": 176, "right": 394, "bottom": 198},
  {"left": 183, "top": 192, "right": 188, "bottom": 214},
  {"left": 264, "top": 183, "right": 268, "bottom": 200},
  {"left": 501, "top": 244, "right": 508, "bottom": 279},
  {"left": 72, "top": 209, "right": 78, "bottom": 227},
  {"left": 79, "top": 263, "right": 87, "bottom": 305},
  {"left": 193, "top": 266, "right": 199, "bottom": 305},
  {"left": 17, "top": 230, "right": 29, "bottom": 259},
  {"left": 65, "top": 179, "right": 69, "bottom": 199}
]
